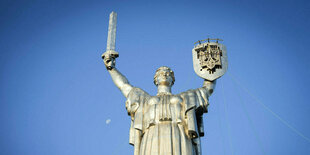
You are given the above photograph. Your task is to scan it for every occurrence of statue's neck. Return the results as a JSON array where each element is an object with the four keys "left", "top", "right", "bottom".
[{"left": 157, "top": 85, "right": 172, "bottom": 95}]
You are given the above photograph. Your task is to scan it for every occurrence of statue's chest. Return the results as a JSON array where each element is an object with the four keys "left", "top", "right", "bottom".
[{"left": 146, "top": 95, "right": 183, "bottom": 122}]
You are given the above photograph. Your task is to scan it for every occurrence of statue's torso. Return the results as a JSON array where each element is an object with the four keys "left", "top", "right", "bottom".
[
  {"left": 139, "top": 94, "right": 195, "bottom": 155},
  {"left": 126, "top": 87, "right": 209, "bottom": 155},
  {"left": 144, "top": 94, "right": 184, "bottom": 128}
]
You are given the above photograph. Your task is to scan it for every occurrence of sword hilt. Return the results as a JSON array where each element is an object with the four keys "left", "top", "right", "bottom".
[{"left": 102, "top": 50, "right": 119, "bottom": 70}]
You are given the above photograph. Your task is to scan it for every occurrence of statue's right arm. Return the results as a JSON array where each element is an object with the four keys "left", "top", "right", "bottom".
[
  {"left": 107, "top": 68, "right": 133, "bottom": 97},
  {"left": 102, "top": 54, "right": 133, "bottom": 97}
]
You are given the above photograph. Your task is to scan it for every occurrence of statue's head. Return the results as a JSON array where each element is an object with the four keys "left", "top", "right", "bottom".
[{"left": 154, "top": 66, "right": 175, "bottom": 87}]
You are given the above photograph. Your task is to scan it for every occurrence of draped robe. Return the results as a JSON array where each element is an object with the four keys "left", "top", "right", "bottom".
[{"left": 125, "top": 87, "right": 210, "bottom": 155}]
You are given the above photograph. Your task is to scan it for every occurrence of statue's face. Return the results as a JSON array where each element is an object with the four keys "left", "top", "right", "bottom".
[{"left": 155, "top": 70, "right": 174, "bottom": 86}]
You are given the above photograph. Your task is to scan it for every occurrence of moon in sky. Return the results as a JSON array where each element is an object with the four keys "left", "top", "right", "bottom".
[{"left": 105, "top": 119, "right": 111, "bottom": 124}]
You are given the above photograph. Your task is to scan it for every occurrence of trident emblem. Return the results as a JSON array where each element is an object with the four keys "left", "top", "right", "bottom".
[{"left": 197, "top": 43, "right": 223, "bottom": 74}]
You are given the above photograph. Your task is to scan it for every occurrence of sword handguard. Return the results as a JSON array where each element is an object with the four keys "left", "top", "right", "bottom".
[{"left": 101, "top": 50, "right": 119, "bottom": 59}]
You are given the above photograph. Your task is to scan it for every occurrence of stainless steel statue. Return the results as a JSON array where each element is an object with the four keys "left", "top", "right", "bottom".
[{"left": 102, "top": 12, "right": 227, "bottom": 155}]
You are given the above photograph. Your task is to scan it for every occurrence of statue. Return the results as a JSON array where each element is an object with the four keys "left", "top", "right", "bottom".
[{"left": 102, "top": 12, "right": 227, "bottom": 155}]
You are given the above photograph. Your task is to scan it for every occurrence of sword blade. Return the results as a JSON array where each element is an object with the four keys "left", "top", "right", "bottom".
[{"left": 106, "top": 11, "right": 117, "bottom": 51}]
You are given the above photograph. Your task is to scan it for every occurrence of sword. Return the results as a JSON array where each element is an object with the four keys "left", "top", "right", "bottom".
[{"left": 102, "top": 11, "right": 119, "bottom": 70}]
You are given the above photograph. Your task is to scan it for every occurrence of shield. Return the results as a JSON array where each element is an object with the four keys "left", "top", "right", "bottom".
[{"left": 192, "top": 42, "right": 228, "bottom": 81}]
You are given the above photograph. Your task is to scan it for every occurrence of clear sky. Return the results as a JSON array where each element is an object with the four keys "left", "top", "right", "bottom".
[{"left": 1, "top": 0, "right": 310, "bottom": 154}]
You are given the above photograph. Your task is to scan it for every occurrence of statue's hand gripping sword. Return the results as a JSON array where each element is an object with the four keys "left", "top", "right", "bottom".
[{"left": 102, "top": 12, "right": 118, "bottom": 70}]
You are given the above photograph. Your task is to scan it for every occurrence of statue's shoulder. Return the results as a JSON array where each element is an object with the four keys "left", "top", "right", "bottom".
[
  {"left": 127, "top": 87, "right": 151, "bottom": 99},
  {"left": 126, "top": 87, "right": 151, "bottom": 114},
  {"left": 170, "top": 94, "right": 182, "bottom": 104},
  {"left": 147, "top": 96, "right": 160, "bottom": 105},
  {"left": 179, "top": 87, "right": 208, "bottom": 97},
  {"left": 178, "top": 89, "right": 197, "bottom": 97}
]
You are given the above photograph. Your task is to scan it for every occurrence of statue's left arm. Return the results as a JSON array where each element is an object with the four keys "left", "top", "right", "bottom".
[
  {"left": 194, "top": 79, "right": 217, "bottom": 115},
  {"left": 202, "top": 79, "right": 216, "bottom": 98},
  {"left": 179, "top": 79, "right": 216, "bottom": 154},
  {"left": 180, "top": 79, "right": 216, "bottom": 138}
]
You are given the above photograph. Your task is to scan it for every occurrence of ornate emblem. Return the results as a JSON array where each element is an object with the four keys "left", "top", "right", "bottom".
[
  {"left": 197, "top": 44, "right": 222, "bottom": 74},
  {"left": 192, "top": 39, "right": 228, "bottom": 81}
]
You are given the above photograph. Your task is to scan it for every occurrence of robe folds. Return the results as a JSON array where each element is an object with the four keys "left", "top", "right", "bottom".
[{"left": 125, "top": 87, "right": 210, "bottom": 155}]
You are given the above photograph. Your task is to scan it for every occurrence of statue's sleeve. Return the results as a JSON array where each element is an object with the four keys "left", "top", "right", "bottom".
[
  {"left": 125, "top": 87, "right": 150, "bottom": 149},
  {"left": 195, "top": 87, "right": 210, "bottom": 114},
  {"left": 180, "top": 87, "right": 210, "bottom": 138}
]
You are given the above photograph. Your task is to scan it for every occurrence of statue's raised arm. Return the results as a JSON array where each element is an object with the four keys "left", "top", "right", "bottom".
[
  {"left": 203, "top": 80, "right": 216, "bottom": 96},
  {"left": 102, "top": 55, "right": 133, "bottom": 97}
]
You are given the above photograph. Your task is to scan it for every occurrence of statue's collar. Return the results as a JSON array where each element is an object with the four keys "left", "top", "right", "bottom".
[{"left": 157, "top": 92, "right": 172, "bottom": 96}]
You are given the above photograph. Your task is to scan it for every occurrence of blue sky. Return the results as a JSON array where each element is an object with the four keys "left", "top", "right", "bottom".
[{"left": 1, "top": 0, "right": 309, "bottom": 154}]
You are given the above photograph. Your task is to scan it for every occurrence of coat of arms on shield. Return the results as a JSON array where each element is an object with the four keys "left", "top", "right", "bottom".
[{"left": 192, "top": 39, "right": 228, "bottom": 81}]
